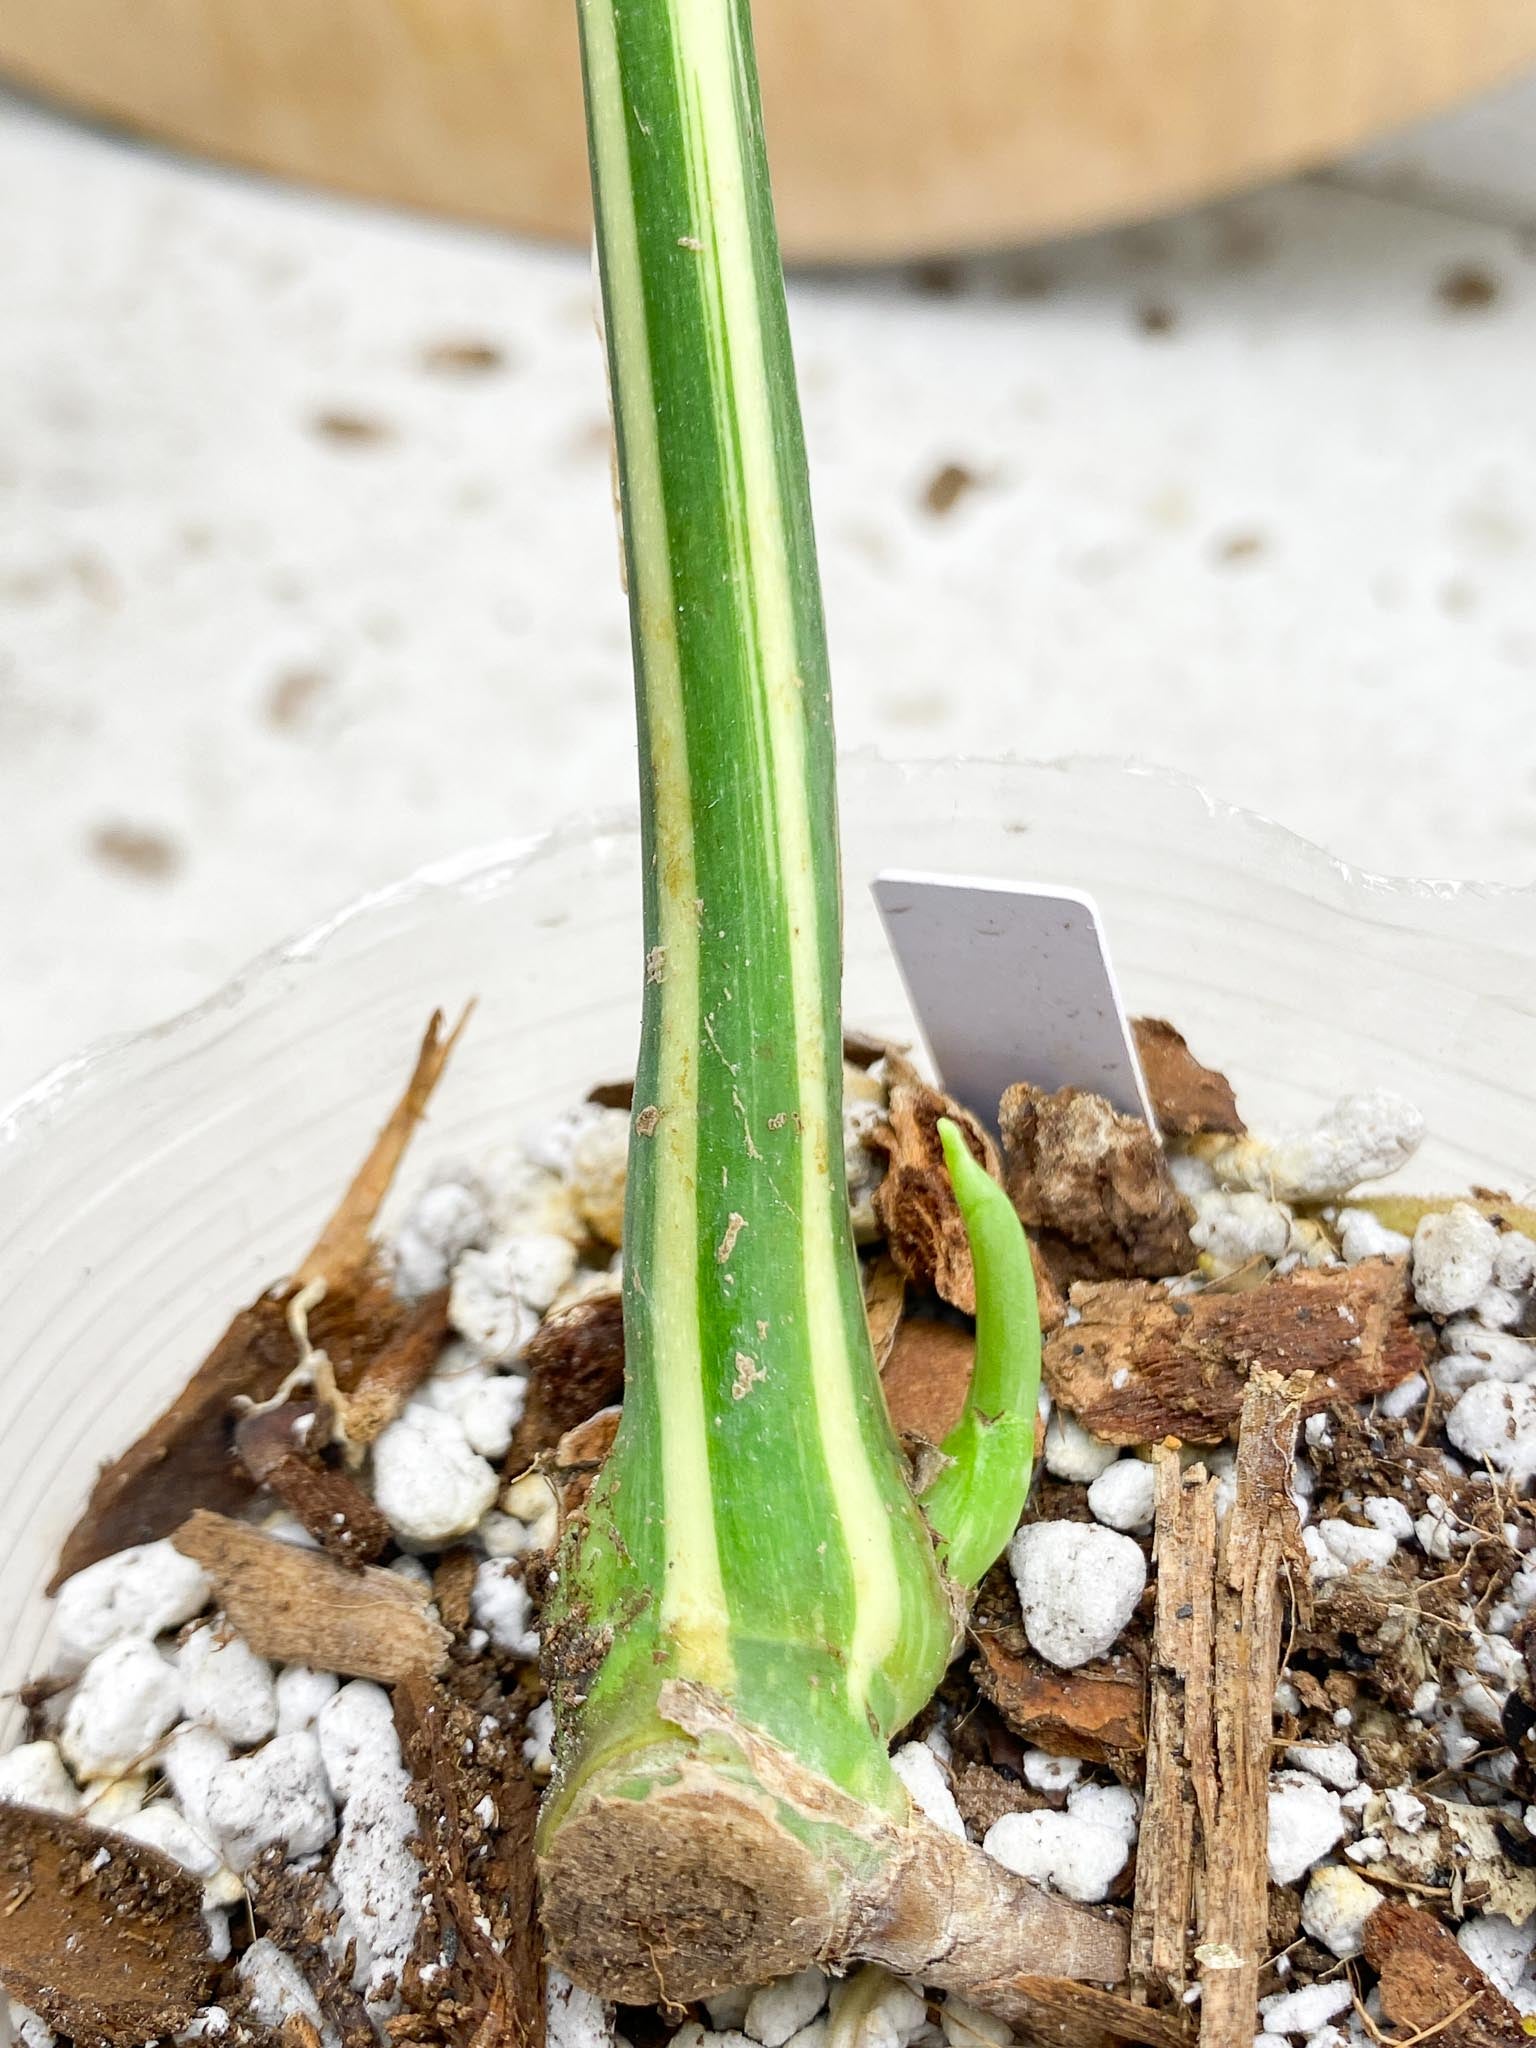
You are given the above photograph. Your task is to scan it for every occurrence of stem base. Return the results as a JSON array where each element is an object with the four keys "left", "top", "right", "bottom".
[{"left": 538, "top": 1682, "right": 1129, "bottom": 2007}]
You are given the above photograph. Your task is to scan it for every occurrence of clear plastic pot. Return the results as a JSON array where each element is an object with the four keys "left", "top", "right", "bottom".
[{"left": 2, "top": 756, "right": 1533, "bottom": 1735}]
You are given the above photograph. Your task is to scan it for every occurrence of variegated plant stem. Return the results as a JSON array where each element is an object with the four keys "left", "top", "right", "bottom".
[{"left": 536, "top": 0, "right": 1123, "bottom": 2006}]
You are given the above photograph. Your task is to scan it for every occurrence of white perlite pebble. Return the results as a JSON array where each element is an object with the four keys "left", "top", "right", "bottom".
[
  {"left": 1259, "top": 1981, "right": 1354, "bottom": 2037},
  {"left": 1458, "top": 1916, "right": 1536, "bottom": 2010},
  {"left": 157, "top": 1723, "right": 231, "bottom": 1835},
  {"left": 112, "top": 1801, "right": 223, "bottom": 1882},
  {"left": 393, "top": 1179, "right": 489, "bottom": 1299},
  {"left": 1301, "top": 1866, "right": 1382, "bottom": 1958},
  {"left": 371, "top": 1404, "right": 499, "bottom": 1546},
  {"left": 744, "top": 1971, "right": 829, "bottom": 2047},
  {"left": 1378, "top": 1373, "right": 1427, "bottom": 1420},
  {"left": 1433, "top": 1322, "right": 1536, "bottom": 1398},
  {"left": 827, "top": 1968, "right": 927, "bottom": 2048},
  {"left": 891, "top": 1741, "right": 965, "bottom": 1840},
  {"left": 503, "top": 1472, "right": 561, "bottom": 1552},
  {"left": 523, "top": 1697, "right": 556, "bottom": 1777},
  {"left": 704, "top": 1993, "right": 753, "bottom": 2033},
  {"left": 449, "top": 1246, "right": 541, "bottom": 1364},
  {"left": 332, "top": 1772, "right": 422, "bottom": 2000},
  {"left": 61, "top": 1637, "right": 181, "bottom": 1780},
  {"left": 1066, "top": 1781, "right": 1139, "bottom": 1842},
  {"left": 1316, "top": 1520, "right": 1398, "bottom": 1571},
  {"left": 1362, "top": 1497, "right": 1415, "bottom": 1543},
  {"left": 52, "top": 1541, "right": 211, "bottom": 1669},
  {"left": 1415, "top": 1497, "right": 1462, "bottom": 1560},
  {"left": 471, "top": 1561, "right": 540, "bottom": 1659},
  {"left": 204, "top": 1729, "right": 335, "bottom": 1870},
  {"left": 1495, "top": 1233, "right": 1536, "bottom": 1294},
  {"left": 548, "top": 1968, "right": 617, "bottom": 2048},
  {"left": 1042, "top": 1411, "right": 1119, "bottom": 1484},
  {"left": 239, "top": 1940, "right": 337, "bottom": 2048},
  {"left": 1008, "top": 1523, "right": 1146, "bottom": 1670},
  {"left": 1447, "top": 1381, "right": 1536, "bottom": 1483},
  {"left": 178, "top": 1626, "right": 278, "bottom": 1748},
  {"left": 275, "top": 1666, "right": 340, "bottom": 1735},
  {"left": 10, "top": 2004, "right": 57, "bottom": 2048},
  {"left": 458, "top": 1376, "right": 528, "bottom": 1460},
  {"left": 983, "top": 1805, "right": 1130, "bottom": 1904},
  {"left": 1336, "top": 1209, "right": 1412, "bottom": 1265},
  {"left": 1414, "top": 1206, "right": 1500, "bottom": 1319},
  {"left": 318, "top": 1681, "right": 398, "bottom": 1801},
  {"left": 940, "top": 1998, "right": 1011, "bottom": 2048},
  {"left": 1087, "top": 1459, "right": 1157, "bottom": 1534},
  {"left": 0, "top": 1740, "right": 81, "bottom": 1814},
  {"left": 1267, "top": 1773, "right": 1347, "bottom": 1885},
  {"left": 1283, "top": 1744, "right": 1359, "bottom": 1791},
  {"left": 1190, "top": 1190, "right": 1292, "bottom": 1271},
  {"left": 1023, "top": 1749, "right": 1082, "bottom": 1793},
  {"left": 1254, "top": 2034, "right": 1290, "bottom": 2048},
  {"left": 1247, "top": 1093, "right": 1424, "bottom": 1204},
  {"left": 568, "top": 1111, "right": 631, "bottom": 1247}
]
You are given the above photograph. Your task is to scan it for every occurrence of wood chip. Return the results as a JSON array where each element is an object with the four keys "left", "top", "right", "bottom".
[
  {"left": 235, "top": 1404, "right": 390, "bottom": 1567},
  {"left": 394, "top": 1673, "right": 544, "bottom": 2048},
  {"left": 871, "top": 1071, "right": 1001, "bottom": 1315},
  {"left": 1196, "top": 1371, "right": 1307, "bottom": 2048},
  {"left": 973, "top": 1634, "right": 1146, "bottom": 1762},
  {"left": 1044, "top": 1258, "right": 1428, "bottom": 1445},
  {"left": 51, "top": 1016, "right": 467, "bottom": 1589},
  {"left": 555, "top": 1405, "right": 622, "bottom": 1468},
  {"left": 1130, "top": 1019, "right": 1245, "bottom": 1138},
  {"left": 1000, "top": 1082, "right": 1195, "bottom": 1282},
  {"left": 882, "top": 1317, "right": 977, "bottom": 1449},
  {"left": 509, "top": 1289, "right": 625, "bottom": 1466},
  {"left": 981, "top": 1977, "right": 1191, "bottom": 2048},
  {"left": 1365, "top": 1900, "right": 1527, "bottom": 2048},
  {"left": 1131, "top": 1449, "right": 1216, "bottom": 1991},
  {"left": 172, "top": 1509, "right": 450, "bottom": 1682},
  {"left": 297, "top": 1006, "right": 472, "bottom": 1287},
  {"left": 0, "top": 1806, "right": 214, "bottom": 2044},
  {"left": 341, "top": 1289, "right": 453, "bottom": 1446}
]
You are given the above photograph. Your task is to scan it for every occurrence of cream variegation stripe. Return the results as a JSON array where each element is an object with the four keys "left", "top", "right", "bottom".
[
  {"left": 581, "top": 0, "right": 731, "bottom": 1685},
  {"left": 669, "top": 0, "right": 905, "bottom": 1709}
]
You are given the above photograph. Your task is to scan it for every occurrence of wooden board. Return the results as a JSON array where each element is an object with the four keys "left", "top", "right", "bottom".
[{"left": 3, "top": 1, "right": 1536, "bottom": 260}]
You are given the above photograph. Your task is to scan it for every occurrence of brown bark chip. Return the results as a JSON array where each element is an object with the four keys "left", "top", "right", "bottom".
[
  {"left": 0, "top": 1806, "right": 215, "bottom": 2044},
  {"left": 870, "top": 1072, "right": 1001, "bottom": 1314},
  {"left": 1130, "top": 1450, "right": 1216, "bottom": 1992},
  {"left": 1043, "top": 1259, "right": 1429, "bottom": 1445},
  {"left": 172, "top": 1509, "right": 450, "bottom": 1681},
  {"left": 881, "top": 1317, "right": 978, "bottom": 1449},
  {"left": 978, "top": 1979, "right": 1190, "bottom": 2048},
  {"left": 510, "top": 1290, "right": 625, "bottom": 1465},
  {"left": 1196, "top": 1373, "right": 1307, "bottom": 2048},
  {"left": 341, "top": 1288, "right": 454, "bottom": 1446},
  {"left": 1000, "top": 1083, "right": 1195, "bottom": 1281},
  {"left": 235, "top": 1403, "right": 391, "bottom": 1567},
  {"left": 1365, "top": 1901, "right": 1527, "bottom": 2048},
  {"left": 973, "top": 1634, "right": 1146, "bottom": 1763},
  {"left": 51, "top": 1015, "right": 468, "bottom": 1588},
  {"left": 1130, "top": 1019, "right": 1245, "bottom": 1138}
]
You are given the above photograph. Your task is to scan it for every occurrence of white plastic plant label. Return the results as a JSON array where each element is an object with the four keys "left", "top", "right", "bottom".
[{"left": 871, "top": 871, "right": 1155, "bottom": 1130}]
